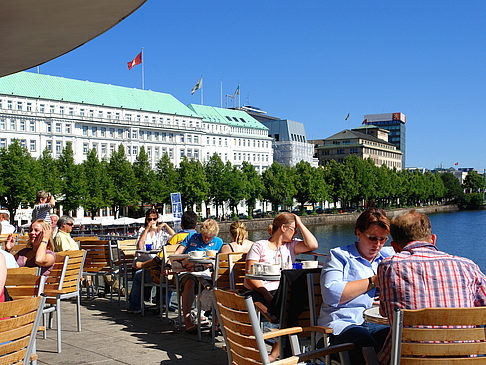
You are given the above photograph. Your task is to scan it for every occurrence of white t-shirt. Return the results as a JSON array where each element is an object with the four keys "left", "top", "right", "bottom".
[
  {"left": 1, "top": 221, "right": 15, "bottom": 234},
  {"left": 134, "top": 226, "right": 168, "bottom": 263},
  {"left": 0, "top": 249, "right": 18, "bottom": 268},
  {"left": 246, "top": 238, "right": 301, "bottom": 291}
]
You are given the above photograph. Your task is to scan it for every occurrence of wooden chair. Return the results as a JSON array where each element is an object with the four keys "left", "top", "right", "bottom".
[
  {"left": 116, "top": 239, "right": 137, "bottom": 305},
  {"left": 213, "top": 288, "right": 353, "bottom": 365},
  {"left": 141, "top": 244, "right": 179, "bottom": 317},
  {"left": 81, "top": 240, "right": 117, "bottom": 300},
  {"left": 5, "top": 267, "right": 46, "bottom": 299},
  {"left": 73, "top": 236, "right": 99, "bottom": 243},
  {"left": 213, "top": 252, "right": 247, "bottom": 292},
  {"left": 47, "top": 251, "right": 86, "bottom": 338},
  {"left": 0, "top": 295, "right": 47, "bottom": 365},
  {"left": 389, "top": 306, "right": 486, "bottom": 365},
  {"left": 42, "top": 254, "right": 69, "bottom": 353}
]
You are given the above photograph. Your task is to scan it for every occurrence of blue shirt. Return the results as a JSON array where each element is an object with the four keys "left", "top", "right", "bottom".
[
  {"left": 318, "top": 243, "right": 395, "bottom": 335},
  {"left": 180, "top": 232, "right": 224, "bottom": 254}
]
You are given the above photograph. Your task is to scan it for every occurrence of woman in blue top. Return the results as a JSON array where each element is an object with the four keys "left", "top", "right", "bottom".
[
  {"left": 318, "top": 208, "right": 394, "bottom": 363},
  {"left": 174, "top": 218, "right": 224, "bottom": 332}
]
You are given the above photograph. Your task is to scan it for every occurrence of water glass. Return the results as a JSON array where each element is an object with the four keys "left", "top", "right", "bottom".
[
  {"left": 292, "top": 262, "right": 303, "bottom": 270},
  {"left": 145, "top": 243, "right": 152, "bottom": 251}
]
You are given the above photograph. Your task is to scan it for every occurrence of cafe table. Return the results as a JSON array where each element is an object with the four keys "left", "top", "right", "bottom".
[{"left": 363, "top": 306, "right": 388, "bottom": 325}]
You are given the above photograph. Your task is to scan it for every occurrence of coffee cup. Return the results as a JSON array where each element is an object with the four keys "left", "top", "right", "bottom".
[
  {"left": 302, "top": 260, "right": 318, "bottom": 269},
  {"left": 252, "top": 263, "right": 264, "bottom": 275},
  {"left": 189, "top": 250, "right": 204, "bottom": 259},
  {"left": 262, "top": 263, "right": 280, "bottom": 275}
]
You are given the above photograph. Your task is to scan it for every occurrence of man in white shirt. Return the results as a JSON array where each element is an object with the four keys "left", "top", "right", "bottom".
[{"left": 1, "top": 213, "right": 16, "bottom": 234}]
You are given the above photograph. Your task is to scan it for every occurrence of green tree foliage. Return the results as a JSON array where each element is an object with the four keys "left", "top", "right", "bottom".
[
  {"left": 178, "top": 157, "right": 208, "bottom": 210},
  {"left": 262, "top": 162, "right": 296, "bottom": 211},
  {"left": 440, "top": 172, "right": 463, "bottom": 203},
  {"left": 57, "top": 142, "right": 83, "bottom": 213},
  {"left": 81, "top": 149, "right": 113, "bottom": 219},
  {"left": 108, "top": 145, "right": 138, "bottom": 218},
  {"left": 0, "top": 140, "right": 37, "bottom": 221},
  {"left": 293, "top": 161, "right": 314, "bottom": 212},
  {"left": 463, "top": 171, "right": 484, "bottom": 193},
  {"left": 226, "top": 164, "right": 247, "bottom": 214},
  {"left": 133, "top": 146, "right": 160, "bottom": 210},
  {"left": 205, "top": 154, "right": 228, "bottom": 216},
  {"left": 156, "top": 153, "right": 178, "bottom": 206},
  {"left": 35, "top": 148, "right": 61, "bottom": 197},
  {"left": 241, "top": 161, "right": 264, "bottom": 216}
]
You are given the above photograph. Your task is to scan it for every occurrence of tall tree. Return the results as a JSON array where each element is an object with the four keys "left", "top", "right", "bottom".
[
  {"left": 205, "top": 153, "right": 228, "bottom": 217},
  {"left": 57, "top": 142, "right": 83, "bottom": 213},
  {"left": 440, "top": 172, "right": 463, "bottom": 203},
  {"left": 178, "top": 157, "right": 208, "bottom": 210},
  {"left": 226, "top": 164, "right": 247, "bottom": 215},
  {"left": 35, "top": 147, "right": 61, "bottom": 197},
  {"left": 108, "top": 145, "right": 138, "bottom": 218},
  {"left": 81, "top": 149, "right": 112, "bottom": 219},
  {"left": 262, "top": 162, "right": 295, "bottom": 211},
  {"left": 133, "top": 146, "right": 159, "bottom": 209},
  {"left": 463, "top": 171, "right": 484, "bottom": 193},
  {"left": 0, "top": 140, "right": 37, "bottom": 222},
  {"left": 156, "top": 153, "right": 178, "bottom": 207},
  {"left": 293, "top": 161, "right": 313, "bottom": 211},
  {"left": 241, "top": 161, "right": 263, "bottom": 216}
]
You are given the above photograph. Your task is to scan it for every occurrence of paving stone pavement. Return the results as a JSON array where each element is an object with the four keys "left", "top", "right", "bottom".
[{"left": 36, "top": 297, "right": 227, "bottom": 364}]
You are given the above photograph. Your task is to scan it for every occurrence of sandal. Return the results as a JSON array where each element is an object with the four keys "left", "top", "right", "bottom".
[{"left": 185, "top": 324, "right": 197, "bottom": 334}]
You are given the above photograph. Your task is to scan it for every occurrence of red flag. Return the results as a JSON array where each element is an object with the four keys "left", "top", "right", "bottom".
[
  {"left": 127, "top": 52, "right": 142, "bottom": 70},
  {"left": 454, "top": 162, "right": 458, "bottom": 166}
]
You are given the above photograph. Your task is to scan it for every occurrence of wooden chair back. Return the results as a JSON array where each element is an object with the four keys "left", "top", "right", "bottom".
[
  {"left": 213, "top": 288, "right": 266, "bottom": 364},
  {"left": 307, "top": 271, "right": 322, "bottom": 327},
  {"left": 163, "top": 244, "right": 179, "bottom": 262},
  {"left": 391, "top": 306, "right": 486, "bottom": 364},
  {"left": 54, "top": 250, "right": 86, "bottom": 294},
  {"left": 5, "top": 267, "right": 45, "bottom": 299},
  {"left": 213, "top": 252, "right": 246, "bottom": 291},
  {"left": 0, "top": 295, "right": 46, "bottom": 364},
  {"left": 81, "top": 240, "right": 112, "bottom": 274},
  {"left": 43, "top": 254, "right": 69, "bottom": 304}
]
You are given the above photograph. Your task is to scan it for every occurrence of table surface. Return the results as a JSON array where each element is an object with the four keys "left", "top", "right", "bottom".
[
  {"left": 135, "top": 249, "right": 159, "bottom": 254},
  {"left": 188, "top": 257, "right": 215, "bottom": 264},
  {"left": 363, "top": 306, "right": 388, "bottom": 325}
]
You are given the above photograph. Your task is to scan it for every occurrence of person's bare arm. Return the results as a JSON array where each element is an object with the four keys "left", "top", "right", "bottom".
[
  {"left": 136, "top": 226, "right": 151, "bottom": 250},
  {"left": 48, "top": 193, "right": 56, "bottom": 208},
  {"left": 244, "top": 259, "right": 273, "bottom": 304},
  {"left": 35, "top": 225, "right": 55, "bottom": 267},
  {"left": 160, "top": 223, "right": 175, "bottom": 237},
  {"left": 4, "top": 234, "right": 15, "bottom": 252},
  {"left": 293, "top": 214, "right": 319, "bottom": 254},
  {"left": 339, "top": 275, "right": 377, "bottom": 305}
]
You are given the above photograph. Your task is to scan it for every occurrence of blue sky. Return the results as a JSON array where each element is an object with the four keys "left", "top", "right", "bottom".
[{"left": 29, "top": 0, "right": 486, "bottom": 170}]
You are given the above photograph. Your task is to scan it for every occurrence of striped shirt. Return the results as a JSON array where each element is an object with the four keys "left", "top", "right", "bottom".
[{"left": 377, "top": 241, "right": 486, "bottom": 364}]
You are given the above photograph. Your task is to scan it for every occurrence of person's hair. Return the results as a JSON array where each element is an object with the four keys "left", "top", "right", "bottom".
[
  {"left": 181, "top": 211, "right": 198, "bottom": 230},
  {"left": 230, "top": 220, "right": 248, "bottom": 245},
  {"left": 58, "top": 215, "right": 73, "bottom": 228},
  {"left": 355, "top": 208, "right": 390, "bottom": 235},
  {"left": 267, "top": 213, "right": 296, "bottom": 236},
  {"left": 390, "top": 209, "right": 432, "bottom": 247},
  {"left": 50, "top": 214, "right": 59, "bottom": 220},
  {"left": 28, "top": 219, "right": 54, "bottom": 251},
  {"left": 200, "top": 218, "right": 219, "bottom": 236},
  {"left": 144, "top": 208, "right": 158, "bottom": 227},
  {"left": 1, "top": 212, "right": 9, "bottom": 220},
  {"left": 36, "top": 190, "right": 50, "bottom": 203}
]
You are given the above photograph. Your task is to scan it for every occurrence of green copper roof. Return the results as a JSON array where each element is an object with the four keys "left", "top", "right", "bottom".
[
  {"left": 187, "top": 104, "right": 268, "bottom": 130},
  {"left": 0, "top": 72, "right": 199, "bottom": 118}
]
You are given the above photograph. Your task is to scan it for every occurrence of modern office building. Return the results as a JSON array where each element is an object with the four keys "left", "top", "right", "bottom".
[
  {"left": 0, "top": 72, "right": 272, "bottom": 171},
  {"left": 236, "top": 105, "right": 318, "bottom": 167},
  {"left": 311, "top": 126, "right": 402, "bottom": 170},
  {"left": 363, "top": 112, "right": 406, "bottom": 167}
]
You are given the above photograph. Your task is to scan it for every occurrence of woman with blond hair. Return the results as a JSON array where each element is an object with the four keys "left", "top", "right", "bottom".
[
  {"left": 5, "top": 219, "right": 56, "bottom": 276},
  {"left": 174, "top": 218, "right": 224, "bottom": 332},
  {"left": 221, "top": 220, "right": 253, "bottom": 254}
]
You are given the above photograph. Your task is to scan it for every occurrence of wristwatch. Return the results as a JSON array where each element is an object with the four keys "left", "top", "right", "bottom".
[{"left": 368, "top": 276, "right": 376, "bottom": 291}]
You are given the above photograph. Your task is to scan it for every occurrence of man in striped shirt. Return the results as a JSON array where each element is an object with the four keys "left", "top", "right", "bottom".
[{"left": 377, "top": 209, "right": 486, "bottom": 364}]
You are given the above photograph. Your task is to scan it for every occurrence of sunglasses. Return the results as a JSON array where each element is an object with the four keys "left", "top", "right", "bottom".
[
  {"left": 147, "top": 218, "right": 158, "bottom": 221},
  {"left": 65, "top": 222, "right": 74, "bottom": 226},
  {"left": 364, "top": 233, "right": 388, "bottom": 243}
]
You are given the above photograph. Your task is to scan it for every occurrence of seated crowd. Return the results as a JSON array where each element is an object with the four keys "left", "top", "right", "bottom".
[{"left": 2, "top": 203, "right": 486, "bottom": 365}]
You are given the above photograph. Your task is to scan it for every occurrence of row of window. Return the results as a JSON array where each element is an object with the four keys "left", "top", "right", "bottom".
[
  {"left": 291, "top": 133, "right": 306, "bottom": 142},
  {"left": 233, "top": 152, "right": 269, "bottom": 163},
  {"left": 0, "top": 98, "right": 201, "bottom": 129},
  {"left": 363, "top": 148, "right": 401, "bottom": 159},
  {"left": 0, "top": 118, "right": 36, "bottom": 132}
]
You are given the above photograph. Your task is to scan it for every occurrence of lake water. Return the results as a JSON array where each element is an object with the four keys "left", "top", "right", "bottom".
[{"left": 235, "top": 209, "right": 486, "bottom": 272}]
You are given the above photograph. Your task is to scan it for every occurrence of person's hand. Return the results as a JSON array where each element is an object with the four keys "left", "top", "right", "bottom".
[
  {"left": 292, "top": 213, "right": 303, "bottom": 227},
  {"left": 5, "top": 234, "right": 15, "bottom": 251},
  {"left": 182, "top": 259, "right": 194, "bottom": 271}
]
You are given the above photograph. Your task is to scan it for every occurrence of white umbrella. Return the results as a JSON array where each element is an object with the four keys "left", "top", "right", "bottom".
[{"left": 113, "top": 217, "right": 137, "bottom": 225}]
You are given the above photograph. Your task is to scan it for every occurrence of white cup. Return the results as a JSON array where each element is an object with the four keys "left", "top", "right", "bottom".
[
  {"left": 262, "top": 263, "right": 280, "bottom": 275},
  {"left": 302, "top": 260, "right": 318, "bottom": 269},
  {"left": 253, "top": 263, "right": 264, "bottom": 275},
  {"left": 189, "top": 251, "right": 204, "bottom": 258}
]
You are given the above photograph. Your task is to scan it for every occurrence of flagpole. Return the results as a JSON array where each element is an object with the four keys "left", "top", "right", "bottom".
[
  {"left": 201, "top": 77, "right": 203, "bottom": 105},
  {"left": 220, "top": 81, "right": 222, "bottom": 108},
  {"left": 238, "top": 83, "right": 240, "bottom": 107},
  {"left": 141, "top": 47, "right": 144, "bottom": 90}
]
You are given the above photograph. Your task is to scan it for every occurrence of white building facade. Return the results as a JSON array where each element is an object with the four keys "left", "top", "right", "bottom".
[{"left": 0, "top": 72, "right": 273, "bottom": 220}]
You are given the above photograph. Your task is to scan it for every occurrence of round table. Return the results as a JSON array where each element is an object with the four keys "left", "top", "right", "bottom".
[
  {"left": 363, "top": 306, "right": 388, "bottom": 325},
  {"left": 245, "top": 273, "right": 281, "bottom": 281}
]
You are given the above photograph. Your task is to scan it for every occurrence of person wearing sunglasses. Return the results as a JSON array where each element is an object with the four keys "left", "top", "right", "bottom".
[
  {"left": 54, "top": 215, "right": 78, "bottom": 252},
  {"left": 318, "top": 208, "right": 395, "bottom": 364}
]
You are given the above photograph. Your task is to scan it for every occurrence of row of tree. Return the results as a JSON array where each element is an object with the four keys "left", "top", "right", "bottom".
[{"left": 0, "top": 140, "right": 483, "bottom": 222}]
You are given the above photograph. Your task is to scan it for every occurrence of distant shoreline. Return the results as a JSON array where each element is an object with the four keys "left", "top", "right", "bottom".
[{"left": 218, "top": 205, "right": 460, "bottom": 233}]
